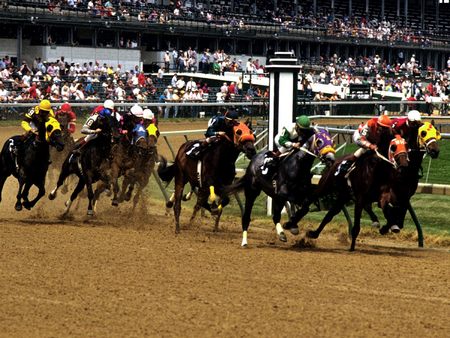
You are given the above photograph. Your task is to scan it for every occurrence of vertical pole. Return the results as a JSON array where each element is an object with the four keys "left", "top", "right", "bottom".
[
  {"left": 408, "top": 202, "right": 424, "bottom": 247},
  {"left": 17, "top": 25, "right": 23, "bottom": 66},
  {"left": 342, "top": 206, "right": 353, "bottom": 235},
  {"left": 435, "top": 0, "right": 439, "bottom": 28},
  {"left": 313, "top": 0, "right": 317, "bottom": 15},
  {"left": 365, "top": 0, "right": 369, "bottom": 14},
  {"left": 397, "top": 0, "right": 400, "bottom": 18},
  {"left": 404, "top": 0, "right": 408, "bottom": 26},
  {"left": 381, "top": 0, "right": 385, "bottom": 18},
  {"left": 331, "top": 0, "right": 335, "bottom": 16},
  {"left": 348, "top": 0, "right": 352, "bottom": 17}
]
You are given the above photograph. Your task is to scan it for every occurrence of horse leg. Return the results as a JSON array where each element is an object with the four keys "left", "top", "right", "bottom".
[
  {"left": 63, "top": 176, "right": 85, "bottom": 216},
  {"left": 0, "top": 173, "right": 9, "bottom": 203},
  {"left": 208, "top": 185, "right": 220, "bottom": 215},
  {"left": 110, "top": 164, "right": 120, "bottom": 206},
  {"left": 15, "top": 178, "right": 25, "bottom": 211},
  {"left": 132, "top": 184, "right": 143, "bottom": 211},
  {"left": 24, "top": 182, "right": 46, "bottom": 210},
  {"left": 86, "top": 177, "right": 96, "bottom": 216},
  {"left": 173, "top": 177, "right": 185, "bottom": 234},
  {"left": 307, "top": 199, "right": 346, "bottom": 239},
  {"left": 364, "top": 203, "right": 380, "bottom": 228},
  {"left": 241, "top": 188, "right": 260, "bottom": 247},
  {"left": 272, "top": 198, "right": 287, "bottom": 242},
  {"left": 350, "top": 203, "right": 364, "bottom": 251},
  {"left": 283, "top": 197, "right": 314, "bottom": 233},
  {"left": 49, "top": 160, "right": 72, "bottom": 200}
]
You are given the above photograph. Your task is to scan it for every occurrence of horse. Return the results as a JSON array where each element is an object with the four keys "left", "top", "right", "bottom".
[
  {"left": 50, "top": 112, "right": 76, "bottom": 170},
  {"left": 116, "top": 133, "right": 158, "bottom": 210},
  {"left": 48, "top": 115, "right": 119, "bottom": 216},
  {"left": 377, "top": 121, "right": 441, "bottom": 234},
  {"left": 224, "top": 128, "right": 336, "bottom": 246},
  {"left": 158, "top": 121, "right": 256, "bottom": 234},
  {"left": 0, "top": 117, "right": 64, "bottom": 211},
  {"left": 287, "top": 135, "right": 410, "bottom": 251}
]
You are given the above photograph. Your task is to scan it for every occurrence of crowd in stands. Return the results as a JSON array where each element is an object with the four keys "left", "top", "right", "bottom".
[
  {"left": 4, "top": 0, "right": 448, "bottom": 45},
  {"left": 0, "top": 51, "right": 449, "bottom": 117}
]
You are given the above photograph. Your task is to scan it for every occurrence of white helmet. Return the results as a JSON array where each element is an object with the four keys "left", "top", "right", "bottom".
[
  {"left": 407, "top": 110, "right": 421, "bottom": 122},
  {"left": 130, "top": 104, "right": 143, "bottom": 117},
  {"left": 143, "top": 108, "right": 154, "bottom": 120},
  {"left": 104, "top": 99, "right": 115, "bottom": 110}
]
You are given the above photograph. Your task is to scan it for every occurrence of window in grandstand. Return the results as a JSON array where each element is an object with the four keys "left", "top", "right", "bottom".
[
  {"left": 236, "top": 39, "right": 250, "bottom": 55},
  {"left": 23, "top": 25, "right": 45, "bottom": 45},
  {"left": 0, "top": 23, "right": 17, "bottom": 39},
  {"left": 251, "top": 39, "right": 264, "bottom": 56},
  {"left": 218, "top": 38, "right": 235, "bottom": 54},
  {"left": 119, "top": 32, "right": 140, "bottom": 48},
  {"left": 197, "top": 37, "right": 216, "bottom": 54},
  {"left": 48, "top": 27, "right": 70, "bottom": 46},
  {"left": 179, "top": 37, "right": 197, "bottom": 52},
  {"left": 141, "top": 33, "right": 158, "bottom": 51},
  {"left": 160, "top": 34, "right": 178, "bottom": 52},
  {"left": 73, "top": 28, "right": 95, "bottom": 47},
  {"left": 97, "top": 29, "right": 116, "bottom": 48}
]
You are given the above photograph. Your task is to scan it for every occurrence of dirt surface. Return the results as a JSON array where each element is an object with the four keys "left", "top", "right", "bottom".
[{"left": 1, "top": 122, "right": 450, "bottom": 337}]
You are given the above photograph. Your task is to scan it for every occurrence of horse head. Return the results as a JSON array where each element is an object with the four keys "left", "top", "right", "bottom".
[
  {"left": 308, "top": 128, "right": 336, "bottom": 166},
  {"left": 233, "top": 122, "right": 256, "bottom": 159},
  {"left": 45, "top": 117, "right": 64, "bottom": 152},
  {"left": 418, "top": 122, "right": 440, "bottom": 159},
  {"left": 388, "top": 135, "right": 409, "bottom": 170},
  {"left": 99, "top": 114, "right": 121, "bottom": 142}
]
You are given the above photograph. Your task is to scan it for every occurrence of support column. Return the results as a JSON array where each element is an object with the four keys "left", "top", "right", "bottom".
[
  {"left": 115, "top": 31, "right": 120, "bottom": 48},
  {"left": 404, "top": 0, "right": 408, "bottom": 26},
  {"left": 17, "top": 25, "right": 23, "bottom": 66},
  {"left": 93, "top": 29, "right": 97, "bottom": 47},
  {"left": 349, "top": 0, "right": 352, "bottom": 17},
  {"left": 365, "top": 0, "right": 369, "bottom": 14},
  {"left": 420, "top": 0, "right": 424, "bottom": 30},
  {"left": 313, "top": 0, "right": 316, "bottom": 15},
  {"left": 435, "top": 0, "right": 439, "bottom": 27},
  {"left": 331, "top": 0, "right": 335, "bottom": 16},
  {"left": 381, "top": 0, "right": 385, "bottom": 18},
  {"left": 265, "top": 52, "right": 302, "bottom": 215},
  {"left": 306, "top": 43, "right": 311, "bottom": 59},
  {"left": 69, "top": 27, "right": 74, "bottom": 46},
  {"left": 397, "top": 0, "right": 400, "bottom": 18}
]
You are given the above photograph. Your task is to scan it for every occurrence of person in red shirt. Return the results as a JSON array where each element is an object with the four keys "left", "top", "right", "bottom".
[
  {"left": 392, "top": 110, "right": 422, "bottom": 146},
  {"left": 55, "top": 103, "right": 77, "bottom": 134},
  {"left": 336, "top": 115, "right": 393, "bottom": 176}
]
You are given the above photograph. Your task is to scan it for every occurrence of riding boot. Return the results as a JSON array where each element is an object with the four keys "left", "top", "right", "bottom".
[{"left": 335, "top": 155, "right": 356, "bottom": 177}]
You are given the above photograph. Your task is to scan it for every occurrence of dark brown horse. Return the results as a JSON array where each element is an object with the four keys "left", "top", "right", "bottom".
[
  {"left": 158, "top": 122, "right": 256, "bottom": 233},
  {"left": 287, "top": 135, "right": 410, "bottom": 251}
]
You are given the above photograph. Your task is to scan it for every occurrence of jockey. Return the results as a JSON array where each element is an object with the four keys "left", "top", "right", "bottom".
[
  {"left": 55, "top": 103, "right": 77, "bottom": 134},
  {"left": 186, "top": 109, "right": 239, "bottom": 159},
  {"left": 261, "top": 115, "right": 314, "bottom": 175},
  {"left": 130, "top": 104, "right": 146, "bottom": 144},
  {"left": 71, "top": 100, "right": 115, "bottom": 155},
  {"left": 274, "top": 115, "right": 314, "bottom": 154},
  {"left": 392, "top": 110, "right": 423, "bottom": 144},
  {"left": 143, "top": 108, "right": 160, "bottom": 141},
  {"left": 336, "top": 114, "right": 393, "bottom": 176},
  {"left": 21, "top": 99, "right": 55, "bottom": 134}
]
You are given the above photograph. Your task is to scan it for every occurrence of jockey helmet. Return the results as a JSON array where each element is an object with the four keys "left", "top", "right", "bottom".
[
  {"left": 143, "top": 109, "right": 154, "bottom": 120},
  {"left": 225, "top": 109, "right": 239, "bottom": 120},
  {"left": 61, "top": 103, "right": 72, "bottom": 112},
  {"left": 98, "top": 108, "right": 112, "bottom": 119},
  {"left": 377, "top": 114, "right": 392, "bottom": 128},
  {"left": 407, "top": 110, "right": 421, "bottom": 122},
  {"left": 296, "top": 115, "right": 311, "bottom": 129},
  {"left": 103, "top": 99, "right": 115, "bottom": 110},
  {"left": 130, "top": 104, "right": 143, "bottom": 117},
  {"left": 38, "top": 99, "right": 52, "bottom": 112}
]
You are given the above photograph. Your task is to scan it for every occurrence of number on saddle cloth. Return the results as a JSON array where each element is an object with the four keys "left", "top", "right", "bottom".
[
  {"left": 260, "top": 152, "right": 278, "bottom": 177},
  {"left": 185, "top": 141, "right": 203, "bottom": 159}
]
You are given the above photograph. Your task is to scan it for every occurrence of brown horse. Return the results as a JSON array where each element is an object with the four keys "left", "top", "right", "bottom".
[
  {"left": 116, "top": 134, "right": 158, "bottom": 210},
  {"left": 287, "top": 135, "right": 410, "bottom": 251},
  {"left": 158, "top": 122, "right": 256, "bottom": 233}
]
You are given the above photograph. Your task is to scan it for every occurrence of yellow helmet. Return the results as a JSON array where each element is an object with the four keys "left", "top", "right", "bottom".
[{"left": 38, "top": 99, "right": 52, "bottom": 112}]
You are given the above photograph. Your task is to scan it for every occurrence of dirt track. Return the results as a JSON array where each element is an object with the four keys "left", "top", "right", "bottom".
[{"left": 1, "top": 122, "right": 450, "bottom": 337}]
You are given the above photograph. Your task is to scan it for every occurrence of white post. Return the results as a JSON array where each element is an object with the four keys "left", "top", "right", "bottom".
[{"left": 265, "top": 52, "right": 302, "bottom": 216}]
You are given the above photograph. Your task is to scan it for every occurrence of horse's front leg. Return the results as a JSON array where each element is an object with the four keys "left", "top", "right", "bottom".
[
  {"left": 23, "top": 181, "right": 45, "bottom": 210},
  {"left": 272, "top": 197, "right": 287, "bottom": 242},
  {"left": 15, "top": 177, "right": 25, "bottom": 211},
  {"left": 86, "top": 177, "right": 96, "bottom": 216},
  {"left": 364, "top": 203, "right": 380, "bottom": 228},
  {"left": 350, "top": 203, "right": 364, "bottom": 251},
  {"left": 0, "top": 173, "right": 9, "bottom": 204},
  {"left": 173, "top": 178, "right": 185, "bottom": 234},
  {"left": 241, "top": 187, "right": 260, "bottom": 247}
]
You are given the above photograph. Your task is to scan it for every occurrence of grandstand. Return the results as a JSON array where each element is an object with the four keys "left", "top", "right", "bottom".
[{"left": 0, "top": 0, "right": 449, "bottom": 70}]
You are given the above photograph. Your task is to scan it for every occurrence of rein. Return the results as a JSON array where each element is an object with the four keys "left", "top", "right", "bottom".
[{"left": 375, "top": 150, "right": 397, "bottom": 169}]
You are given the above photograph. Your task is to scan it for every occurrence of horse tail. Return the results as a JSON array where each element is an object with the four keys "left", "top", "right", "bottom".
[
  {"left": 223, "top": 174, "right": 247, "bottom": 196},
  {"left": 157, "top": 156, "right": 176, "bottom": 184}
]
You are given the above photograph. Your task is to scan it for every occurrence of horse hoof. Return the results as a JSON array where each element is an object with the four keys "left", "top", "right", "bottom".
[
  {"left": 166, "top": 201, "right": 174, "bottom": 208},
  {"left": 124, "top": 193, "right": 132, "bottom": 202},
  {"left": 182, "top": 194, "right": 190, "bottom": 201},
  {"left": 105, "top": 189, "right": 112, "bottom": 197},
  {"left": 48, "top": 192, "right": 56, "bottom": 200},
  {"left": 22, "top": 202, "right": 32, "bottom": 210},
  {"left": 283, "top": 222, "right": 299, "bottom": 235},
  {"left": 390, "top": 225, "right": 401, "bottom": 233},
  {"left": 15, "top": 204, "right": 22, "bottom": 211},
  {"left": 379, "top": 225, "right": 390, "bottom": 235},
  {"left": 371, "top": 221, "right": 380, "bottom": 228},
  {"left": 278, "top": 231, "right": 287, "bottom": 242},
  {"left": 306, "top": 230, "right": 318, "bottom": 239},
  {"left": 289, "top": 226, "right": 299, "bottom": 235},
  {"left": 111, "top": 200, "right": 119, "bottom": 207},
  {"left": 175, "top": 228, "right": 180, "bottom": 234},
  {"left": 87, "top": 210, "right": 94, "bottom": 216}
]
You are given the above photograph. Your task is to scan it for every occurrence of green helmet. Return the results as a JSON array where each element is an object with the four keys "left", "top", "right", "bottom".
[{"left": 296, "top": 115, "right": 311, "bottom": 129}]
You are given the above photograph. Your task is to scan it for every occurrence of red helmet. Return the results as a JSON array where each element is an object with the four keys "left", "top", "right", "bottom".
[
  {"left": 377, "top": 115, "right": 392, "bottom": 128},
  {"left": 61, "top": 103, "right": 72, "bottom": 112}
]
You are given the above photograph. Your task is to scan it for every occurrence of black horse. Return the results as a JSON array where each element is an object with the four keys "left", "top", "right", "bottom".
[
  {"left": 287, "top": 135, "right": 410, "bottom": 251},
  {"left": 0, "top": 117, "right": 64, "bottom": 211},
  {"left": 48, "top": 114, "right": 119, "bottom": 216},
  {"left": 158, "top": 121, "right": 256, "bottom": 234},
  {"left": 225, "top": 128, "right": 336, "bottom": 246}
]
